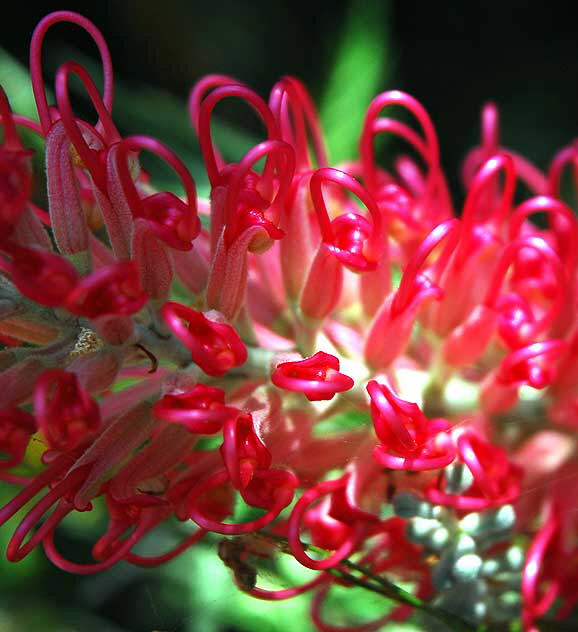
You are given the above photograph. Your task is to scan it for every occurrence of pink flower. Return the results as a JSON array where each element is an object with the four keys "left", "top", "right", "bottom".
[
  {"left": 2, "top": 10, "right": 578, "bottom": 631},
  {"left": 271, "top": 351, "right": 354, "bottom": 401}
]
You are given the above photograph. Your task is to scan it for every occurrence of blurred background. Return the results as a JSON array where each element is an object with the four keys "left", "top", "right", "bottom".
[{"left": 1, "top": 0, "right": 578, "bottom": 630}]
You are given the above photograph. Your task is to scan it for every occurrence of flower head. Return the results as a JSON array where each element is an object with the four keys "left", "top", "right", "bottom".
[{"left": 1, "top": 11, "right": 578, "bottom": 632}]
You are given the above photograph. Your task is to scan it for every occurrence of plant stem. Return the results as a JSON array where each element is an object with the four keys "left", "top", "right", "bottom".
[{"left": 259, "top": 530, "right": 484, "bottom": 632}]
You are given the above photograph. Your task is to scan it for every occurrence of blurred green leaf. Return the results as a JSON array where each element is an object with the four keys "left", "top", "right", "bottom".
[
  {"left": 320, "top": 0, "right": 390, "bottom": 163},
  {"left": 313, "top": 409, "right": 370, "bottom": 436},
  {"left": 0, "top": 48, "right": 38, "bottom": 120}
]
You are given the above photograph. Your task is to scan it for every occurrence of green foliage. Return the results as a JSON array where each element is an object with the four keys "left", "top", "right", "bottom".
[
  {"left": 313, "top": 409, "right": 370, "bottom": 436},
  {"left": 320, "top": 0, "right": 390, "bottom": 163},
  {"left": 0, "top": 49, "right": 38, "bottom": 121}
]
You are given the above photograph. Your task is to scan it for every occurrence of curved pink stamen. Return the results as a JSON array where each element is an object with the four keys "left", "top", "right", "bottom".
[
  {"left": 371, "top": 118, "right": 429, "bottom": 161},
  {"left": 509, "top": 196, "right": 578, "bottom": 271},
  {"left": 522, "top": 508, "right": 561, "bottom": 629},
  {"left": 188, "top": 74, "right": 244, "bottom": 135},
  {"left": 11, "top": 115, "right": 43, "bottom": 137},
  {"left": 248, "top": 573, "right": 328, "bottom": 601},
  {"left": 125, "top": 528, "right": 206, "bottom": 567},
  {"left": 366, "top": 380, "right": 422, "bottom": 451},
  {"left": 30, "top": 10, "right": 114, "bottom": 135},
  {"left": 360, "top": 90, "right": 440, "bottom": 192},
  {"left": 269, "top": 76, "right": 328, "bottom": 170},
  {"left": 287, "top": 476, "right": 364, "bottom": 571},
  {"left": 483, "top": 235, "right": 565, "bottom": 342},
  {"left": 0, "top": 449, "right": 80, "bottom": 527},
  {"left": 6, "top": 466, "right": 88, "bottom": 562},
  {"left": 392, "top": 218, "right": 459, "bottom": 315},
  {"left": 112, "top": 134, "right": 200, "bottom": 248},
  {"left": 187, "top": 469, "right": 294, "bottom": 535},
  {"left": 54, "top": 61, "right": 120, "bottom": 190},
  {"left": 221, "top": 413, "right": 271, "bottom": 490},
  {"left": 223, "top": 139, "right": 295, "bottom": 246},
  {"left": 115, "top": 135, "right": 198, "bottom": 215},
  {"left": 42, "top": 519, "right": 151, "bottom": 574},
  {"left": 271, "top": 351, "right": 354, "bottom": 402},
  {"left": 547, "top": 143, "right": 578, "bottom": 198},
  {"left": 310, "top": 167, "right": 384, "bottom": 272},
  {"left": 458, "top": 154, "right": 515, "bottom": 261},
  {"left": 161, "top": 301, "right": 247, "bottom": 377},
  {"left": 197, "top": 85, "right": 279, "bottom": 186},
  {"left": 497, "top": 339, "right": 567, "bottom": 389}
]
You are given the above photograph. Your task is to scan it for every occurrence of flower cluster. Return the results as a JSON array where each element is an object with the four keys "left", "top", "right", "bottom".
[{"left": 1, "top": 11, "right": 578, "bottom": 631}]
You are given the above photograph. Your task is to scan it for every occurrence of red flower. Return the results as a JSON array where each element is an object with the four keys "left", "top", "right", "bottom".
[
  {"left": 271, "top": 351, "right": 354, "bottom": 401},
  {"left": 33, "top": 369, "right": 101, "bottom": 452},
  {"left": 161, "top": 301, "right": 247, "bottom": 377},
  {"left": 66, "top": 262, "right": 147, "bottom": 317},
  {"left": 153, "top": 384, "right": 237, "bottom": 434}
]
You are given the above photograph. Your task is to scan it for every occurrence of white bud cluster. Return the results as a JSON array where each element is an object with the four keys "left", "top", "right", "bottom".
[{"left": 392, "top": 468, "right": 523, "bottom": 625}]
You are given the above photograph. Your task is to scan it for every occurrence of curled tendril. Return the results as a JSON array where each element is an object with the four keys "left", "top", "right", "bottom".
[
  {"left": 360, "top": 90, "right": 440, "bottom": 193},
  {"left": 197, "top": 84, "right": 280, "bottom": 186},
  {"left": 112, "top": 134, "right": 200, "bottom": 250},
  {"left": 310, "top": 168, "right": 384, "bottom": 272},
  {"left": 222, "top": 139, "right": 295, "bottom": 250},
  {"left": 269, "top": 76, "right": 328, "bottom": 170},
  {"left": 30, "top": 11, "right": 114, "bottom": 135}
]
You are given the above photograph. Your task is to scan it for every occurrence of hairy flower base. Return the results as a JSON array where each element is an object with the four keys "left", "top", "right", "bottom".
[{"left": 1, "top": 10, "right": 578, "bottom": 632}]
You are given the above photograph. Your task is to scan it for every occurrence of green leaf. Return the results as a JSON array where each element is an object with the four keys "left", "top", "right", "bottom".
[
  {"left": 320, "top": 0, "right": 390, "bottom": 163},
  {"left": 0, "top": 48, "right": 39, "bottom": 121},
  {"left": 313, "top": 409, "right": 370, "bottom": 436}
]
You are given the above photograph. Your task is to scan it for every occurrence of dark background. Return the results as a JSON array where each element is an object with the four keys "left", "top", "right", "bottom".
[
  {"left": 2, "top": 1, "right": 578, "bottom": 631},
  {"left": 3, "top": 0, "right": 578, "bottom": 197}
]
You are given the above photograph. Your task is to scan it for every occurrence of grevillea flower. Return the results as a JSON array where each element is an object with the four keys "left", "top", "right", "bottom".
[
  {"left": 153, "top": 384, "right": 237, "bottom": 434},
  {"left": 3, "top": 11, "right": 578, "bottom": 632},
  {"left": 271, "top": 351, "right": 354, "bottom": 401},
  {"left": 0, "top": 407, "right": 36, "bottom": 472},
  {"left": 161, "top": 301, "right": 248, "bottom": 376},
  {"left": 33, "top": 369, "right": 101, "bottom": 452},
  {"left": 0, "top": 88, "right": 33, "bottom": 237},
  {"left": 367, "top": 380, "right": 456, "bottom": 471}
]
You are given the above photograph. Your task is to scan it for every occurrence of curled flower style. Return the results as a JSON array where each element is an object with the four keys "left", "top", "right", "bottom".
[
  {"left": 66, "top": 262, "right": 148, "bottom": 317},
  {"left": 33, "top": 369, "right": 101, "bottom": 452},
  {"left": 496, "top": 339, "right": 566, "bottom": 389},
  {"left": 204, "top": 138, "right": 294, "bottom": 320},
  {"left": 112, "top": 135, "right": 201, "bottom": 250},
  {"left": 521, "top": 507, "right": 562, "bottom": 632},
  {"left": 0, "top": 88, "right": 34, "bottom": 237},
  {"left": 153, "top": 384, "right": 237, "bottom": 434},
  {"left": 29, "top": 11, "right": 114, "bottom": 135},
  {"left": 483, "top": 235, "right": 565, "bottom": 349},
  {"left": 364, "top": 218, "right": 459, "bottom": 370},
  {"left": 53, "top": 60, "right": 120, "bottom": 191},
  {"left": 426, "top": 432, "right": 522, "bottom": 511},
  {"left": 359, "top": 89, "right": 451, "bottom": 242},
  {"left": 287, "top": 476, "right": 367, "bottom": 571},
  {"left": 0, "top": 242, "right": 79, "bottom": 307},
  {"left": 220, "top": 412, "right": 272, "bottom": 490},
  {"left": 310, "top": 167, "right": 384, "bottom": 272},
  {"left": 271, "top": 351, "right": 354, "bottom": 401},
  {"left": 0, "top": 407, "right": 36, "bottom": 471},
  {"left": 269, "top": 76, "right": 328, "bottom": 172},
  {"left": 367, "top": 380, "right": 456, "bottom": 471},
  {"left": 196, "top": 82, "right": 280, "bottom": 188},
  {"left": 161, "top": 302, "right": 247, "bottom": 376},
  {"left": 187, "top": 468, "right": 297, "bottom": 536}
]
